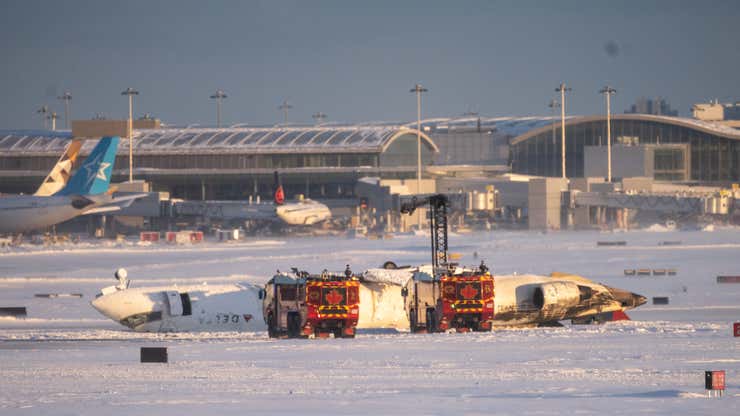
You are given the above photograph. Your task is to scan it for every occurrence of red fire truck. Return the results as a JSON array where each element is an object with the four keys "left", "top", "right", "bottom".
[
  {"left": 260, "top": 269, "right": 360, "bottom": 338},
  {"left": 399, "top": 194, "right": 495, "bottom": 332}
]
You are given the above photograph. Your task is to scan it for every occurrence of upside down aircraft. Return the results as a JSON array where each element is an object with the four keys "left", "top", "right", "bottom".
[
  {"left": 0, "top": 136, "right": 145, "bottom": 233},
  {"left": 90, "top": 265, "right": 646, "bottom": 332}
]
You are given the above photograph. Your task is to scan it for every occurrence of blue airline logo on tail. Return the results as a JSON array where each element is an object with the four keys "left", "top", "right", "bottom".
[{"left": 56, "top": 136, "right": 120, "bottom": 196}]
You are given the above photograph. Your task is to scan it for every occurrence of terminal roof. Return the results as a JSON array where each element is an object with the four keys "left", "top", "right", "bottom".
[{"left": 0, "top": 125, "right": 437, "bottom": 155}]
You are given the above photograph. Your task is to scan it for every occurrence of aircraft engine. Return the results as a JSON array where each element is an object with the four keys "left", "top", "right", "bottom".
[{"left": 532, "top": 282, "right": 582, "bottom": 318}]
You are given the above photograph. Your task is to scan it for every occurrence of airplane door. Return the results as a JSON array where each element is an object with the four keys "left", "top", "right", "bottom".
[{"left": 164, "top": 291, "right": 183, "bottom": 316}]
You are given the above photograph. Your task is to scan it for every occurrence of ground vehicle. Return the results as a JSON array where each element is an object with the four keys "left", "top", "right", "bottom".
[
  {"left": 260, "top": 268, "right": 360, "bottom": 338},
  {"left": 399, "top": 194, "right": 495, "bottom": 332}
]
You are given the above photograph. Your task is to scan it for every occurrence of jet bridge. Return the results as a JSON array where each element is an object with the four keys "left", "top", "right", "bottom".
[{"left": 572, "top": 191, "right": 731, "bottom": 215}]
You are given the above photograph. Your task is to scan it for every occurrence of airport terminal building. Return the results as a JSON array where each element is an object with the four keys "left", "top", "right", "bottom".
[
  {"left": 2, "top": 113, "right": 739, "bottom": 202},
  {"left": 509, "top": 114, "right": 740, "bottom": 183},
  {"left": 409, "top": 113, "right": 740, "bottom": 184},
  {"left": 0, "top": 124, "right": 438, "bottom": 200}
]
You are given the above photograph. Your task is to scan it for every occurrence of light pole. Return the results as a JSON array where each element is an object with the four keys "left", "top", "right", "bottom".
[
  {"left": 36, "top": 105, "right": 49, "bottom": 129},
  {"left": 555, "top": 83, "right": 571, "bottom": 178},
  {"left": 312, "top": 112, "right": 327, "bottom": 125},
  {"left": 410, "top": 83, "right": 428, "bottom": 229},
  {"left": 548, "top": 99, "right": 560, "bottom": 175},
  {"left": 278, "top": 100, "right": 292, "bottom": 124},
  {"left": 210, "top": 89, "right": 227, "bottom": 128},
  {"left": 121, "top": 87, "right": 139, "bottom": 182},
  {"left": 599, "top": 86, "right": 617, "bottom": 182},
  {"left": 57, "top": 91, "right": 72, "bottom": 129},
  {"left": 48, "top": 112, "right": 58, "bottom": 131}
]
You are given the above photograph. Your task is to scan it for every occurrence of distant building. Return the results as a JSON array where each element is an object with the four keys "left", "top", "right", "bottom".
[
  {"left": 692, "top": 100, "right": 740, "bottom": 130},
  {"left": 4, "top": 113, "right": 740, "bottom": 202},
  {"left": 411, "top": 116, "right": 521, "bottom": 168},
  {"left": 692, "top": 101, "right": 725, "bottom": 121},
  {"left": 726, "top": 103, "right": 740, "bottom": 121},
  {"left": 691, "top": 100, "right": 740, "bottom": 130},
  {"left": 625, "top": 97, "right": 678, "bottom": 117}
]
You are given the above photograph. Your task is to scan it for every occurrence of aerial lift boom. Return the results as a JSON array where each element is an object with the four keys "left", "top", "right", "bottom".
[{"left": 400, "top": 194, "right": 450, "bottom": 278}]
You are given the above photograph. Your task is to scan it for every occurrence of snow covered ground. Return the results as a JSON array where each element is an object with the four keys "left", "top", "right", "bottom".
[{"left": 1, "top": 229, "right": 739, "bottom": 415}]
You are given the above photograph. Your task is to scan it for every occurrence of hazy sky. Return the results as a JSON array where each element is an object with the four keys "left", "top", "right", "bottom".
[{"left": 1, "top": 0, "right": 738, "bottom": 129}]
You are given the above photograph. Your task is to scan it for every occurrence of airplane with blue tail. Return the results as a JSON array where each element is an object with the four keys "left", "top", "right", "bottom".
[
  {"left": 0, "top": 136, "right": 145, "bottom": 233},
  {"left": 33, "top": 138, "right": 83, "bottom": 196}
]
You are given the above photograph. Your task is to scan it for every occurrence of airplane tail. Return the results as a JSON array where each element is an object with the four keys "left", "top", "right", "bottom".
[
  {"left": 34, "top": 139, "right": 83, "bottom": 196},
  {"left": 56, "top": 136, "right": 120, "bottom": 196},
  {"left": 273, "top": 171, "right": 285, "bottom": 205}
]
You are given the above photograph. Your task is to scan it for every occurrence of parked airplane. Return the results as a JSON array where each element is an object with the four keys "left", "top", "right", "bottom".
[
  {"left": 91, "top": 266, "right": 645, "bottom": 332},
  {"left": 167, "top": 172, "right": 331, "bottom": 227},
  {"left": 0, "top": 136, "right": 145, "bottom": 233},
  {"left": 272, "top": 171, "right": 332, "bottom": 226},
  {"left": 34, "top": 138, "right": 83, "bottom": 196}
]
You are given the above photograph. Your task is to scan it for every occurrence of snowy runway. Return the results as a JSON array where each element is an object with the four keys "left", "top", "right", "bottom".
[{"left": 1, "top": 230, "right": 739, "bottom": 414}]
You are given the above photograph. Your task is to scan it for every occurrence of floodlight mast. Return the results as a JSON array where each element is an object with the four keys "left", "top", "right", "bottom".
[
  {"left": 48, "top": 112, "right": 58, "bottom": 131},
  {"left": 121, "top": 87, "right": 139, "bottom": 182},
  {"left": 312, "top": 112, "right": 327, "bottom": 125},
  {"left": 555, "top": 83, "right": 572, "bottom": 178},
  {"left": 599, "top": 86, "right": 617, "bottom": 182},
  {"left": 57, "top": 91, "right": 72, "bottom": 129},
  {"left": 410, "top": 83, "right": 428, "bottom": 229},
  {"left": 278, "top": 100, "right": 293, "bottom": 124},
  {"left": 210, "top": 89, "right": 228, "bottom": 128},
  {"left": 548, "top": 99, "right": 560, "bottom": 174},
  {"left": 36, "top": 105, "right": 49, "bottom": 129}
]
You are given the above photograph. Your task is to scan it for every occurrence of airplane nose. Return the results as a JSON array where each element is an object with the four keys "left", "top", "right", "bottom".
[
  {"left": 91, "top": 294, "right": 121, "bottom": 321},
  {"left": 633, "top": 293, "right": 648, "bottom": 307}
]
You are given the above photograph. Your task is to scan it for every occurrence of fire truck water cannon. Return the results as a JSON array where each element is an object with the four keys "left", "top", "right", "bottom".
[
  {"left": 260, "top": 266, "right": 361, "bottom": 339},
  {"left": 400, "top": 194, "right": 495, "bottom": 333}
]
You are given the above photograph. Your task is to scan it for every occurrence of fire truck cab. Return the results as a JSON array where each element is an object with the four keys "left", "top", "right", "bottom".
[
  {"left": 402, "top": 264, "right": 494, "bottom": 333},
  {"left": 260, "top": 269, "right": 360, "bottom": 338}
]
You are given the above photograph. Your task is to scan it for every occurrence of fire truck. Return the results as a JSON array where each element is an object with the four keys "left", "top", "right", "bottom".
[
  {"left": 260, "top": 268, "right": 360, "bottom": 338},
  {"left": 400, "top": 194, "right": 495, "bottom": 332}
]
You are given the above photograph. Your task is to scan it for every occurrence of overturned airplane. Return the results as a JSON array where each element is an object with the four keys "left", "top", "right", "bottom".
[{"left": 91, "top": 266, "right": 645, "bottom": 332}]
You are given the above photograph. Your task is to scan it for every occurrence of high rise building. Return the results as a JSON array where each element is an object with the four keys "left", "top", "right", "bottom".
[{"left": 625, "top": 97, "right": 678, "bottom": 117}]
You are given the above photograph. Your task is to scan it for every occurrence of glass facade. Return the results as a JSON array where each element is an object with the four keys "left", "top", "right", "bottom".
[
  {"left": 379, "top": 133, "right": 436, "bottom": 168},
  {"left": 511, "top": 118, "right": 740, "bottom": 182},
  {"left": 654, "top": 146, "right": 687, "bottom": 181},
  {"left": 104, "top": 153, "right": 381, "bottom": 170}
]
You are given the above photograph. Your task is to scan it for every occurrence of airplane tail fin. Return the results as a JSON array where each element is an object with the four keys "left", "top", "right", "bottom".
[
  {"left": 610, "top": 310, "right": 631, "bottom": 321},
  {"left": 273, "top": 170, "right": 285, "bottom": 205},
  {"left": 34, "top": 139, "right": 83, "bottom": 196},
  {"left": 56, "top": 136, "right": 119, "bottom": 196}
]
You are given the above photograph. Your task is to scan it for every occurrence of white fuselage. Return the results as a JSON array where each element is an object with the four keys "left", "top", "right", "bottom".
[
  {"left": 92, "top": 283, "right": 264, "bottom": 332},
  {"left": 275, "top": 200, "right": 331, "bottom": 225},
  {"left": 0, "top": 195, "right": 86, "bottom": 233}
]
